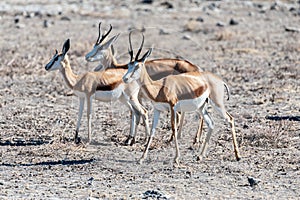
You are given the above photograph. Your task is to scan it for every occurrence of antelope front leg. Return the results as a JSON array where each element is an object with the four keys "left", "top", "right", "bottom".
[
  {"left": 74, "top": 97, "right": 85, "bottom": 144},
  {"left": 139, "top": 109, "right": 160, "bottom": 164},
  {"left": 125, "top": 107, "right": 141, "bottom": 146},
  {"left": 177, "top": 112, "right": 185, "bottom": 139},
  {"left": 86, "top": 95, "right": 93, "bottom": 145},
  {"left": 130, "top": 98, "right": 150, "bottom": 144},
  {"left": 171, "top": 108, "right": 180, "bottom": 166}
]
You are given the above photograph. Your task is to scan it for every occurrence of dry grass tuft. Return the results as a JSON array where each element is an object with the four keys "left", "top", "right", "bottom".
[{"left": 241, "top": 120, "right": 294, "bottom": 149}]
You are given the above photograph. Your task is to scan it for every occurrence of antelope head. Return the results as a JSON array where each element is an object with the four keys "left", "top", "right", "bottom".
[
  {"left": 85, "top": 22, "right": 119, "bottom": 69},
  {"left": 123, "top": 32, "right": 152, "bottom": 84},
  {"left": 45, "top": 39, "right": 70, "bottom": 71}
]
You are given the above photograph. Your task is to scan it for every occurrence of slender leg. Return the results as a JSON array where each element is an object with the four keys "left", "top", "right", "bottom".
[
  {"left": 139, "top": 109, "right": 160, "bottom": 164},
  {"left": 226, "top": 112, "right": 241, "bottom": 161},
  {"left": 168, "top": 112, "right": 182, "bottom": 142},
  {"left": 75, "top": 97, "right": 84, "bottom": 144},
  {"left": 177, "top": 112, "right": 185, "bottom": 139},
  {"left": 125, "top": 106, "right": 141, "bottom": 145},
  {"left": 171, "top": 108, "right": 180, "bottom": 166},
  {"left": 199, "top": 108, "right": 214, "bottom": 160},
  {"left": 212, "top": 101, "right": 241, "bottom": 161},
  {"left": 194, "top": 116, "right": 204, "bottom": 145},
  {"left": 86, "top": 95, "right": 93, "bottom": 144},
  {"left": 129, "top": 98, "right": 150, "bottom": 144}
]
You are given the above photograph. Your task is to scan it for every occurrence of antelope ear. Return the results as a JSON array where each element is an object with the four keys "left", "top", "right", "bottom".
[
  {"left": 139, "top": 48, "right": 152, "bottom": 63},
  {"left": 102, "top": 33, "right": 120, "bottom": 50},
  {"left": 62, "top": 39, "right": 70, "bottom": 55}
]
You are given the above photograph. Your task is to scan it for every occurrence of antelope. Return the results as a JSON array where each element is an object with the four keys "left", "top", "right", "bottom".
[
  {"left": 122, "top": 33, "right": 241, "bottom": 165},
  {"left": 85, "top": 22, "right": 205, "bottom": 145},
  {"left": 45, "top": 38, "right": 150, "bottom": 145}
]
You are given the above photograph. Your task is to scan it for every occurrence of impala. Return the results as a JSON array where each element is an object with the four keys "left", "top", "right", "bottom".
[
  {"left": 122, "top": 33, "right": 241, "bottom": 165},
  {"left": 45, "top": 39, "right": 150, "bottom": 145},
  {"left": 85, "top": 22, "right": 206, "bottom": 145}
]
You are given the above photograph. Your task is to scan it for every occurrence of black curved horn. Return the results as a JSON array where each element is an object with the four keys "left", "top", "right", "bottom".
[
  {"left": 100, "top": 24, "right": 112, "bottom": 43},
  {"left": 128, "top": 31, "right": 134, "bottom": 62},
  {"left": 135, "top": 33, "right": 144, "bottom": 61},
  {"left": 95, "top": 22, "right": 102, "bottom": 45}
]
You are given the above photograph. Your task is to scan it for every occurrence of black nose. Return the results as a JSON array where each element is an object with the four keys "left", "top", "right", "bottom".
[
  {"left": 123, "top": 77, "right": 128, "bottom": 83},
  {"left": 45, "top": 64, "right": 50, "bottom": 71},
  {"left": 45, "top": 62, "right": 52, "bottom": 71}
]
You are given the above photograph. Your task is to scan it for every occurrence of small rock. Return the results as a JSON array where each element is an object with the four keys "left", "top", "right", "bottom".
[
  {"left": 43, "top": 20, "right": 50, "bottom": 28},
  {"left": 284, "top": 26, "right": 300, "bottom": 33},
  {"left": 61, "top": 16, "right": 71, "bottom": 21},
  {"left": 141, "top": 0, "right": 153, "bottom": 4},
  {"left": 182, "top": 34, "right": 191, "bottom": 40},
  {"left": 14, "top": 17, "right": 20, "bottom": 24},
  {"left": 25, "top": 12, "right": 35, "bottom": 18},
  {"left": 216, "top": 22, "right": 225, "bottom": 27},
  {"left": 270, "top": 2, "right": 280, "bottom": 10},
  {"left": 248, "top": 176, "right": 260, "bottom": 187},
  {"left": 207, "top": 3, "right": 218, "bottom": 10},
  {"left": 159, "top": 29, "right": 170, "bottom": 35},
  {"left": 87, "top": 177, "right": 94, "bottom": 186},
  {"left": 196, "top": 17, "right": 204, "bottom": 22},
  {"left": 160, "top": 1, "right": 173, "bottom": 9},
  {"left": 143, "top": 189, "right": 170, "bottom": 199},
  {"left": 229, "top": 18, "right": 239, "bottom": 25},
  {"left": 16, "top": 23, "right": 25, "bottom": 29}
]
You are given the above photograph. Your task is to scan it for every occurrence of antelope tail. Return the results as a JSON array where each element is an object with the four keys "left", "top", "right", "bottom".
[{"left": 224, "top": 83, "right": 230, "bottom": 101}]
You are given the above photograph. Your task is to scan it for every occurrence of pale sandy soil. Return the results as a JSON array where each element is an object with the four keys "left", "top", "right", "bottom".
[{"left": 0, "top": 0, "right": 300, "bottom": 199}]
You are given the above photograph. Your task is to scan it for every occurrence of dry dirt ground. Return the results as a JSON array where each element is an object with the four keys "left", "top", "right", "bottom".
[{"left": 0, "top": 0, "right": 300, "bottom": 199}]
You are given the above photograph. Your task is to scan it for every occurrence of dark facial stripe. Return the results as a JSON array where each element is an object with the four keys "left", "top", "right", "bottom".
[{"left": 45, "top": 55, "right": 59, "bottom": 70}]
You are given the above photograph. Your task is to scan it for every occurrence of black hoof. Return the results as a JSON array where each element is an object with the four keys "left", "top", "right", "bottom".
[
  {"left": 124, "top": 136, "right": 135, "bottom": 146},
  {"left": 74, "top": 137, "right": 81, "bottom": 144}
]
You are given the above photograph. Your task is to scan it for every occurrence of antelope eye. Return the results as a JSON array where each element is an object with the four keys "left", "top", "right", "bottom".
[{"left": 54, "top": 56, "right": 59, "bottom": 61}]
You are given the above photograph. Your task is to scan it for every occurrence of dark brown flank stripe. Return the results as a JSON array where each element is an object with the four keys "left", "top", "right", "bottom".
[{"left": 96, "top": 81, "right": 122, "bottom": 91}]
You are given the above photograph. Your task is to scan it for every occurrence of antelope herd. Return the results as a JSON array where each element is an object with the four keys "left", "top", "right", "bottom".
[{"left": 45, "top": 22, "right": 241, "bottom": 166}]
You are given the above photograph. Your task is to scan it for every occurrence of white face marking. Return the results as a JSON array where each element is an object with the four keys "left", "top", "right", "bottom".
[
  {"left": 85, "top": 45, "right": 104, "bottom": 62},
  {"left": 122, "top": 62, "right": 141, "bottom": 83}
]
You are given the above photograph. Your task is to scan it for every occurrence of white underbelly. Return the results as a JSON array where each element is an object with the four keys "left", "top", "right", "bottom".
[
  {"left": 174, "top": 89, "right": 209, "bottom": 112},
  {"left": 94, "top": 85, "right": 124, "bottom": 102},
  {"left": 73, "top": 85, "right": 124, "bottom": 102}
]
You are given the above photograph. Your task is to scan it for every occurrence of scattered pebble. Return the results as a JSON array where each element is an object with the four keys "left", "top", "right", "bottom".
[
  {"left": 159, "top": 29, "right": 170, "bottom": 35},
  {"left": 182, "top": 34, "right": 191, "bottom": 40},
  {"left": 141, "top": 0, "right": 153, "bottom": 4},
  {"left": 143, "top": 190, "right": 170, "bottom": 199},
  {"left": 284, "top": 25, "right": 300, "bottom": 33},
  {"left": 16, "top": 23, "right": 25, "bottom": 29},
  {"left": 229, "top": 18, "right": 239, "bottom": 25},
  {"left": 160, "top": 1, "right": 173, "bottom": 9},
  {"left": 216, "top": 22, "right": 225, "bottom": 27},
  {"left": 61, "top": 16, "right": 71, "bottom": 21},
  {"left": 196, "top": 17, "right": 204, "bottom": 22},
  {"left": 43, "top": 20, "right": 50, "bottom": 28},
  {"left": 14, "top": 17, "right": 20, "bottom": 24},
  {"left": 247, "top": 176, "right": 261, "bottom": 187}
]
